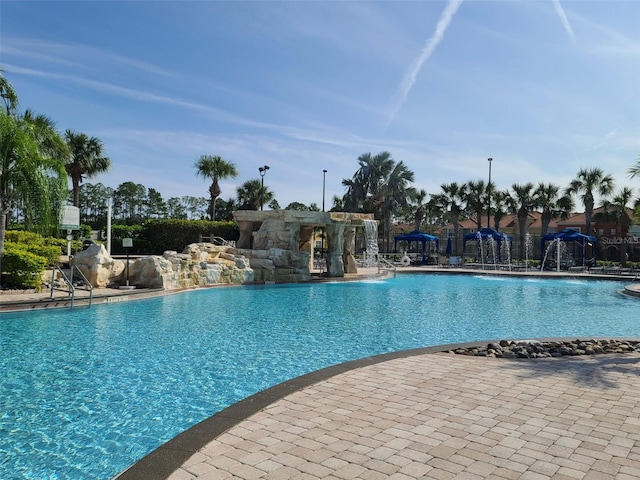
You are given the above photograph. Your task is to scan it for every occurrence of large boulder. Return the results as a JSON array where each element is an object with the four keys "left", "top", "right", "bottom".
[
  {"left": 125, "top": 255, "right": 176, "bottom": 289},
  {"left": 70, "top": 243, "right": 124, "bottom": 287}
]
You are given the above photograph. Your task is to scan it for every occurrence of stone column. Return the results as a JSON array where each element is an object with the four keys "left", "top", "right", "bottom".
[
  {"left": 326, "top": 222, "right": 345, "bottom": 277},
  {"left": 342, "top": 226, "right": 357, "bottom": 274},
  {"left": 287, "top": 221, "right": 301, "bottom": 251},
  {"left": 236, "top": 221, "right": 254, "bottom": 249},
  {"left": 299, "top": 225, "right": 315, "bottom": 271}
]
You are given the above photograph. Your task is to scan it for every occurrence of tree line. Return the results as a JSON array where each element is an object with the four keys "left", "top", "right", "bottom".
[
  {"left": 2, "top": 67, "right": 640, "bottom": 277},
  {"left": 337, "top": 152, "right": 640, "bottom": 263}
]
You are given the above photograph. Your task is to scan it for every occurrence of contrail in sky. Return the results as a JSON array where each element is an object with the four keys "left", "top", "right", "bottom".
[
  {"left": 385, "top": 0, "right": 464, "bottom": 130},
  {"left": 552, "top": 0, "right": 575, "bottom": 40}
]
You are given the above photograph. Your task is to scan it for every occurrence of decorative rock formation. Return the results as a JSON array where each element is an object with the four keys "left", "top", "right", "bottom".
[
  {"left": 233, "top": 210, "right": 375, "bottom": 278},
  {"left": 70, "top": 243, "right": 124, "bottom": 288},
  {"left": 69, "top": 210, "right": 377, "bottom": 290}
]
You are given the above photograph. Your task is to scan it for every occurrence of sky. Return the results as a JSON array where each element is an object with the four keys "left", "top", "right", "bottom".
[{"left": 1, "top": 0, "right": 639, "bottom": 210}]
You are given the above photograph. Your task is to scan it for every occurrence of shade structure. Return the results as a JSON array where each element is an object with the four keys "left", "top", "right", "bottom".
[
  {"left": 462, "top": 228, "right": 513, "bottom": 263},
  {"left": 540, "top": 229, "right": 597, "bottom": 266},
  {"left": 394, "top": 230, "right": 440, "bottom": 265}
]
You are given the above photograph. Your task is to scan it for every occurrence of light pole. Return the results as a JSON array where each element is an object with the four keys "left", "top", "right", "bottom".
[
  {"left": 322, "top": 169, "right": 327, "bottom": 260},
  {"left": 258, "top": 165, "right": 269, "bottom": 211},
  {"left": 487, "top": 157, "right": 493, "bottom": 229},
  {"left": 322, "top": 169, "right": 327, "bottom": 212}
]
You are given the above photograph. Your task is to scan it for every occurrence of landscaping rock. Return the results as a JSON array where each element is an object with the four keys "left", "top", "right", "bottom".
[{"left": 444, "top": 339, "right": 640, "bottom": 359}]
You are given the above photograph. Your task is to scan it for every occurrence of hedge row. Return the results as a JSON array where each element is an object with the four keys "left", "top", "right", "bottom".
[{"left": 104, "top": 220, "right": 240, "bottom": 255}]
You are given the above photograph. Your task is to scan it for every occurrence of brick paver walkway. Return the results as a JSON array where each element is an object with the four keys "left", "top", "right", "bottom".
[{"left": 120, "top": 351, "right": 640, "bottom": 480}]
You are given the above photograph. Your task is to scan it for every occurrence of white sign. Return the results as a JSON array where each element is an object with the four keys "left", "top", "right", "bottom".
[
  {"left": 122, "top": 238, "right": 133, "bottom": 248},
  {"left": 60, "top": 205, "right": 80, "bottom": 230}
]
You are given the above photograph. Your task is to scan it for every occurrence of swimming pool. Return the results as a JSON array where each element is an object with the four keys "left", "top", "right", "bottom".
[{"left": 0, "top": 274, "right": 637, "bottom": 479}]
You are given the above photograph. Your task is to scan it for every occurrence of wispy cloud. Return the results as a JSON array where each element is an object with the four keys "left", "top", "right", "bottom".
[
  {"left": 385, "top": 0, "right": 464, "bottom": 129},
  {"left": 552, "top": 0, "right": 575, "bottom": 41},
  {"left": 1, "top": 36, "right": 178, "bottom": 78}
]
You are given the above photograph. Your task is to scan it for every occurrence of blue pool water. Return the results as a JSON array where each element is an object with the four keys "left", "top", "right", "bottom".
[{"left": 0, "top": 274, "right": 638, "bottom": 479}]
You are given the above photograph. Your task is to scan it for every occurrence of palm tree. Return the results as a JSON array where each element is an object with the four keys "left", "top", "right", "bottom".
[
  {"left": 595, "top": 187, "right": 635, "bottom": 265},
  {"left": 506, "top": 183, "right": 536, "bottom": 260},
  {"left": 464, "top": 180, "right": 488, "bottom": 230},
  {"left": 534, "top": 182, "right": 574, "bottom": 237},
  {"left": 64, "top": 130, "right": 111, "bottom": 208},
  {"left": 341, "top": 152, "right": 394, "bottom": 214},
  {"left": 1, "top": 110, "right": 68, "bottom": 282},
  {"left": 490, "top": 189, "right": 509, "bottom": 231},
  {"left": 379, "top": 161, "right": 416, "bottom": 251},
  {"left": 237, "top": 179, "right": 273, "bottom": 210},
  {"left": 412, "top": 189, "right": 428, "bottom": 231},
  {"left": 194, "top": 155, "right": 238, "bottom": 221},
  {"left": 436, "top": 182, "right": 467, "bottom": 255},
  {"left": 628, "top": 157, "right": 640, "bottom": 180},
  {"left": 565, "top": 167, "right": 614, "bottom": 236},
  {"left": 0, "top": 68, "right": 18, "bottom": 114}
]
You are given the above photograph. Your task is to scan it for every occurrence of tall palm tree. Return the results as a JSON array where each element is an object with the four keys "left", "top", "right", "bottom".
[
  {"left": 341, "top": 151, "right": 394, "bottom": 214},
  {"left": 534, "top": 182, "right": 574, "bottom": 237},
  {"left": 237, "top": 179, "right": 273, "bottom": 211},
  {"left": 506, "top": 183, "right": 536, "bottom": 260},
  {"left": 64, "top": 130, "right": 111, "bottom": 208},
  {"left": 595, "top": 187, "right": 635, "bottom": 265},
  {"left": 379, "top": 161, "right": 416, "bottom": 251},
  {"left": 412, "top": 189, "right": 428, "bottom": 231},
  {"left": 565, "top": 167, "right": 614, "bottom": 236},
  {"left": 464, "top": 180, "right": 488, "bottom": 230},
  {"left": 490, "top": 189, "right": 509, "bottom": 231},
  {"left": 194, "top": 155, "right": 238, "bottom": 221},
  {"left": 1, "top": 110, "right": 68, "bottom": 281},
  {"left": 436, "top": 182, "right": 467, "bottom": 255}
]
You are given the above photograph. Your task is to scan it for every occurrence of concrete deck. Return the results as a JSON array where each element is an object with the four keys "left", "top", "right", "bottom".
[{"left": 116, "top": 347, "right": 640, "bottom": 480}]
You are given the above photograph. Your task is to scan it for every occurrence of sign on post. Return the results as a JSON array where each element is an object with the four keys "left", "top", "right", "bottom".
[{"left": 60, "top": 205, "right": 80, "bottom": 230}]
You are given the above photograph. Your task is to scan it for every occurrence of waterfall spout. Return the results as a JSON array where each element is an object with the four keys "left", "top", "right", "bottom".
[{"left": 363, "top": 220, "right": 379, "bottom": 267}]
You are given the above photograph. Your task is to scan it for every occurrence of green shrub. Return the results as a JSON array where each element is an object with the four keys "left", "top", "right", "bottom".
[
  {"left": 142, "top": 219, "right": 239, "bottom": 254},
  {"left": 27, "top": 244, "right": 62, "bottom": 266},
  {"left": 3, "top": 243, "right": 47, "bottom": 290},
  {"left": 4, "top": 230, "right": 71, "bottom": 265},
  {"left": 5, "top": 230, "right": 44, "bottom": 245}
]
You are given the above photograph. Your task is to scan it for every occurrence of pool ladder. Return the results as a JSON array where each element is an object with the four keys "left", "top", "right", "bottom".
[{"left": 50, "top": 265, "right": 94, "bottom": 308}]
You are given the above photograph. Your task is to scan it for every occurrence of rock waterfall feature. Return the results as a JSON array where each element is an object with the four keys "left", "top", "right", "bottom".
[{"left": 70, "top": 211, "right": 376, "bottom": 290}]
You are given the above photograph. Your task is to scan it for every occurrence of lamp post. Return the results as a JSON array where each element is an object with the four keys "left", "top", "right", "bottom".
[
  {"left": 258, "top": 165, "right": 269, "bottom": 211},
  {"left": 487, "top": 157, "right": 493, "bottom": 229},
  {"left": 322, "top": 169, "right": 327, "bottom": 212},
  {"left": 321, "top": 169, "right": 327, "bottom": 260}
]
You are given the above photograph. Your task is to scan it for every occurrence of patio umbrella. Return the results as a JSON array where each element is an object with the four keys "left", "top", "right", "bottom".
[
  {"left": 393, "top": 230, "right": 439, "bottom": 265},
  {"left": 445, "top": 237, "right": 452, "bottom": 255}
]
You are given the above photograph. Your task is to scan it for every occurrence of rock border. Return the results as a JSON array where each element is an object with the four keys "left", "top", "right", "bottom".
[{"left": 444, "top": 339, "right": 640, "bottom": 358}]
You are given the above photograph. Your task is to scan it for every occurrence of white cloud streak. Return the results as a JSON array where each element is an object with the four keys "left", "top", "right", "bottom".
[
  {"left": 385, "top": 0, "right": 464, "bottom": 129},
  {"left": 552, "top": 0, "right": 575, "bottom": 41}
]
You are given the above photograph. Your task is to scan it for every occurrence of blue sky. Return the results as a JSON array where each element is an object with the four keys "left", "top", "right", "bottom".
[{"left": 1, "top": 1, "right": 639, "bottom": 209}]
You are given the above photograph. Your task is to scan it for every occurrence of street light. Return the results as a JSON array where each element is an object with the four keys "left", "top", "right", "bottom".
[
  {"left": 322, "top": 169, "right": 327, "bottom": 260},
  {"left": 487, "top": 157, "right": 493, "bottom": 229},
  {"left": 258, "top": 165, "right": 269, "bottom": 211},
  {"left": 322, "top": 169, "right": 327, "bottom": 212}
]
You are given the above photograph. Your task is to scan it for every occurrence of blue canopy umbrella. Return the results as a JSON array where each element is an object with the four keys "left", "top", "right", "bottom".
[
  {"left": 540, "top": 229, "right": 597, "bottom": 267},
  {"left": 394, "top": 230, "right": 440, "bottom": 265}
]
